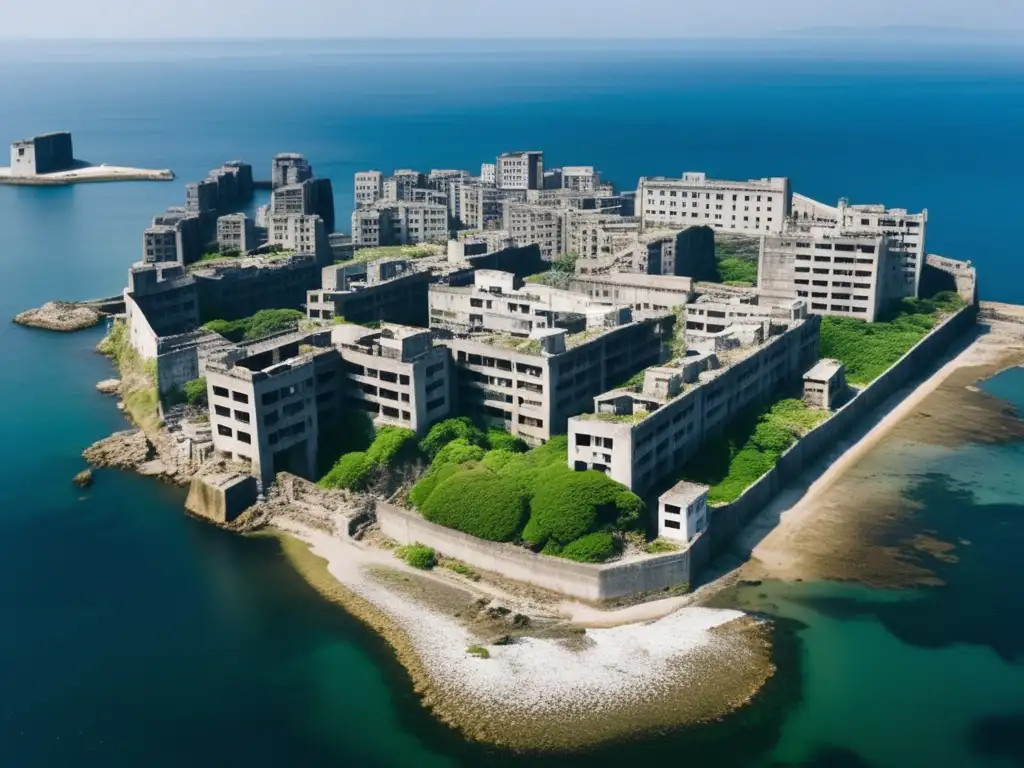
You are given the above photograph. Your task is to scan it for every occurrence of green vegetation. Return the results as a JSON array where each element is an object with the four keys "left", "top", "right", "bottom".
[
  {"left": 346, "top": 244, "right": 443, "bottom": 265},
  {"left": 440, "top": 558, "right": 480, "bottom": 581},
  {"left": 613, "top": 369, "right": 647, "bottom": 393},
  {"left": 680, "top": 398, "right": 830, "bottom": 505},
  {"left": 820, "top": 292, "right": 965, "bottom": 385},
  {"left": 645, "top": 538, "right": 682, "bottom": 554},
  {"left": 716, "top": 257, "right": 757, "bottom": 286},
  {"left": 97, "top": 319, "right": 162, "bottom": 433},
  {"left": 395, "top": 543, "right": 436, "bottom": 570},
  {"left": 319, "top": 426, "right": 417, "bottom": 491},
  {"left": 524, "top": 250, "right": 578, "bottom": 289},
  {"left": 419, "top": 417, "right": 486, "bottom": 458},
  {"left": 194, "top": 250, "right": 240, "bottom": 264},
  {"left": 409, "top": 434, "right": 641, "bottom": 563},
  {"left": 182, "top": 377, "right": 207, "bottom": 407},
  {"left": 202, "top": 309, "right": 305, "bottom": 342},
  {"left": 466, "top": 645, "right": 490, "bottom": 659},
  {"left": 485, "top": 429, "right": 528, "bottom": 453}
]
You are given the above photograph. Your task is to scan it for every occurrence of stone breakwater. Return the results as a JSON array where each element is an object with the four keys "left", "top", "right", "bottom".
[{"left": 275, "top": 521, "right": 775, "bottom": 752}]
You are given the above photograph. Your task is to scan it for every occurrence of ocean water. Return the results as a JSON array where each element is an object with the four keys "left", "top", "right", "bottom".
[{"left": 1, "top": 40, "right": 1023, "bottom": 767}]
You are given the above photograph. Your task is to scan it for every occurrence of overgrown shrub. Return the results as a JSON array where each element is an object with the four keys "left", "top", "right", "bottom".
[
  {"left": 528, "top": 470, "right": 638, "bottom": 546},
  {"left": 319, "top": 451, "right": 374, "bottom": 491},
  {"left": 420, "top": 466, "right": 526, "bottom": 542},
  {"left": 716, "top": 257, "right": 757, "bottom": 286},
  {"left": 202, "top": 309, "right": 304, "bottom": 342},
  {"left": 751, "top": 420, "right": 794, "bottom": 454},
  {"left": 440, "top": 558, "right": 479, "bottom": 580},
  {"left": 396, "top": 543, "right": 436, "bottom": 570},
  {"left": 559, "top": 531, "right": 618, "bottom": 563},
  {"left": 182, "top": 377, "right": 207, "bottom": 407},
  {"left": 481, "top": 449, "right": 518, "bottom": 472},
  {"left": 485, "top": 429, "right": 528, "bottom": 453},
  {"left": 408, "top": 461, "right": 464, "bottom": 508},
  {"left": 431, "top": 438, "right": 486, "bottom": 470},
  {"left": 365, "top": 426, "right": 418, "bottom": 468},
  {"left": 419, "top": 417, "right": 486, "bottom": 458}
]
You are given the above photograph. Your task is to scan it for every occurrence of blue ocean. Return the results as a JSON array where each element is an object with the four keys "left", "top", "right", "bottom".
[{"left": 1, "top": 40, "right": 1023, "bottom": 767}]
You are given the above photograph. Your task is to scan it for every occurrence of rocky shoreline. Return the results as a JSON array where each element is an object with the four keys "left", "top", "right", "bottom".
[{"left": 14, "top": 302, "right": 102, "bottom": 332}]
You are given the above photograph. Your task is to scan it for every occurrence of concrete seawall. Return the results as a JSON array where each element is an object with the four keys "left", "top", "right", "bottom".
[
  {"left": 377, "top": 502, "right": 695, "bottom": 602},
  {"left": 0, "top": 165, "right": 174, "bottom": 185},
  {"left": 707, "top": 304, "right": 978, "bottom": 553}
]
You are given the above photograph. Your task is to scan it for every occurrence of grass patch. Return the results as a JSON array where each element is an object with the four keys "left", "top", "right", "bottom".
[
  {"left": 347, "top": 244, "right": 443, "bottom": 264},
  {"left": 440, "top": 558, "right": 480, "bottom": 581},
  {"left": 97, "top": 319, "right": 162, "bottom": 433},
  {"left": 716, "top": 257, "right": 757, "bottom": 286},
  {"left": 202, "top": 308, "right": 305, "bottom": 342},
  {"left": 395, "top": 543, "right": 436, "bottom": 570},
  {"left": 820, "top": 292, "right": 965, "bottom": 385},
  {"left": 680, "top": 397, "right": 830, "bottom": 505},
  {"left": 645, "top": 538, "right": 682, "bottom": 554},
  {"left": 466, "top": 645, "right": 490, "bottom": 659}
]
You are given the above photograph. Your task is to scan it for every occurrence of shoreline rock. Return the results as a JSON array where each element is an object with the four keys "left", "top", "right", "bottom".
[
  {"left": 82, "top": 429, "right": 154, "bottom": 471},
  {"left": 14, "top": 302, "right": 101, "bottom": 332},
  {"left": 96, "top": 378, "right": 121, "bottom": 395},
  {"left": 73, "top": 469, "right": 94, "bottom": 488}
]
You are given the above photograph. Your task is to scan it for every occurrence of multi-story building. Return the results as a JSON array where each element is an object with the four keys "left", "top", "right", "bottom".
[
  {"left": 307, "top": 258, "right": 432, "bottom": 327},
  {"left": 757, "top": 226, "right": 903, "bottom": 322},
  {"left": 355, "top": 171, "right": 384, "bottom": 207},
  {"left": 456, "top": 184, "right": 526, "bottom": 230},
  {"left": 271, "top": 178, "right": 335, "bottom": 233},
  {"left": 351, "top": 202, "right": 447, "bottom": 247},
  {"left": 185, "top": 179, "right": 219, "bottom": 214},
  {"left": 206, "top": 331, "right": 341, "bottom": 487},
  {"left": 216, "top": 213, "right": 259, "bottom": 254},
  {"left": 205, "top": 161, "right": 255, "bottom": 210},
  {"left": 266, "top": 214, "right": 330, "bottom": 262},
  {"left": 791, "top": 194, "right": 927, "bottom": 299},
  {"left": 409, "top": 187, "right": 449, "bottom": 207},
  {"left": 561, "top": 165, "right": 601, "bottom": 193},
  {"left": 566, "top": 211, "right": 640, "bottom": 261},
  {"left": 272, "top": 153, "right": 313, "bottom": 189},
  {"left": 145, "top": 208, "right": 205, "bottom": 265},
  {"left": 384, "top": 170, "right": 427, "bottom": 202},
  {"left": 143, "top": 225, "right": 180, "bottom": 264},
  {"left": 439, "top": 311, "right": 672, "bottom": 444},
  {"left": 428, "top": 169, "right": 469, "bottom": 196},
  {"left": 502, "top": 202, "right": 568, "bottom": 261},
  {"left": 684, "top": 293, "right": 807, "bottom": 337},
  {"left": 637, "top": 172, "right": 791, "bottom": 234},
  {"left": 334, "top": 323, "right": 453, "bottom": 433},
  {"left": 565, "top": 272, "right": 694, "bottom": 312},
  {"left": 480, "top": 163, "right": 496, "bottom": 186},
  {"left": 628, "top": 227, "right": 717, "bottom": 278},
  {"left": 496, "top": 151, "right": 544, "bottom": 191},
  {"left": 192, "top": 254, "right": 320, "bottom": 323},
  {"left": 567, "top": 316, "right": 820, "bottom": 494}
]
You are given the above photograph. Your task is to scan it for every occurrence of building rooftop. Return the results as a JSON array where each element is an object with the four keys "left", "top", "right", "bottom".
[
  {"left": 804, "top": 358, "right": 844, "bottom": 382},
  {"left": 660, "top": 480, "right": 710, "bottom": 506}
]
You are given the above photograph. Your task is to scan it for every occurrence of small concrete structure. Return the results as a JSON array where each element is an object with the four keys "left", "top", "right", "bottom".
[
  {"left": 803, "top": 358, "right": 846, "bottom": 410},
  {"left": 185, "top": 473, "right": 258, "bottom": 524},
  {"left": 658, "top": 481, "right": 709, "bottom": 543}
]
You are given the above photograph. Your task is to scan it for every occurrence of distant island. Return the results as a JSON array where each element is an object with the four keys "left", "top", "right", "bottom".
[{"left": 0, "top": 131, "right": 173, "bottom": 185}]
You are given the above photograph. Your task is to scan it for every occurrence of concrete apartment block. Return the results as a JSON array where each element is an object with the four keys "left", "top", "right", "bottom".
[
  {"left": 355, "top": 170, "right": 384, "bottom": 207},
  {"left": 637, "top": 172, "right": 791, "bottom": 235},
  {"left": 148, "top": 207, "right": 205, "bottom": 265},
  {"left": 307, "top": 259, "right": 431, "bottom": 328},
  {"left": 561, "top": 165, "right": 601, "bottom": 194},
  {"left": 684, "top": 294, "right": 807, "bottom": 338},
  {"left": 267, "top": 214, "right": 329, "bottom": 262},
  {"left": 566, "top": 211, "right": 640, "bottom": 261},
  {"left": 272, "top": 153, "right": 313, "bottom": 189},
  {"left": 186, "top": 179, "right": 219, "bottom": 214},
  {"left": 480, "top": 163, "right": 496, "bottom": 185},
  {"left": 334, "top": 324, "right": 453, "bottom": 433},
  {"left": 143, "top": 225, "right": 179, "bottom": 263},
  {"left": 205, "top": 331, "right": 342, "bottom": 488},
  {"left": 803, "top": 358, "right": 846, "bottom": 410},
  {"left": 384, "top": 170, "right": 427, "bottom": 202},
  {"left": 502, "top": 202, "right": 568, "bottom": 261},
  {"left": 271, "top": 178, "right": 335, "bottom": 234},
  {"left": 496, "top": 151, "right": 544, "bottom": 191},
  {"left": 352, "top": 206, "right": 394, "bottom": 247},
  {"left": 455, "top": 184, "right": 525, "bottom": 231},
  {"left": 125, "top": 262, "right": 200, "bottom": 359},
  {"left": 567, "top": 316, "right": 820, "bottom": 494},
  {"left": 217, "top": 213, "right": 258, "bottom": 254},
  {"left": 658, "top": 481, "right": 709, "bottom": 543},
  {"left": 631, "top": 227, "right": 716, "bottom": 278},
  {"left": 192, "top": 254, "right": 320, "bottom": 323},
  {"left": 9, "top": 131, "right": 74, "bottom": 177},
  {"left": 352, "top": 202, "right": 447, "bottom": 247},
  {"left": 792, "top": 193, "right": 927, "bottom": 299},
  {"left": 565, "top": 272, "right": 694, "bottom": 312},
  {"left": 758, "top": 227, "right": 901, "bottom": 322},
  {"left": 409, "top": 187, "right": 449, "bottom": 207},
  {"left": 428, "top": 169, "right": 469, "bottom": 197}
]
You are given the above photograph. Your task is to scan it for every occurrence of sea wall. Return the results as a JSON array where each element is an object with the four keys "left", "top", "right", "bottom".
[
  {"left": 708, "top": 304, "right": 977, "bottom": 551},
  {"left": 377, "top": 502, "right": 695, "bottom": 602}
]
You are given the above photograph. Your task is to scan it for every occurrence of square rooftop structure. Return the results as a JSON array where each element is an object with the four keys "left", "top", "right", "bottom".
[
  {"left": 803, "top": 358, "right": 846, "bottom": 410},
  {"left": 658, "top": 481, "right": 709, "bottom": 543}
]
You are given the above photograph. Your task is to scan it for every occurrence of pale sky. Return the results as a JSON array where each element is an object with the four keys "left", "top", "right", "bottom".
[{"left": 3, "top": 0, "right": 1023, "bottom": 39}]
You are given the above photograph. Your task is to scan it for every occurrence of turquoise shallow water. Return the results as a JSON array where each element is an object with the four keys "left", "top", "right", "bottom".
[{"left": 2, "top": 41, "right": 1024, "bottom": 767}]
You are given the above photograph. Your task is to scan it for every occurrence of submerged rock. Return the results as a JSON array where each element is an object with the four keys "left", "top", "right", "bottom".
[
  {"left": 96, "top": 378, "right": 121, "bottom": 395},
  {"left": 73, "top": 469, "right": 94, "bottom": 488},
  {"left": 13, "top": 302, "right": 101, "bottom": 332}
]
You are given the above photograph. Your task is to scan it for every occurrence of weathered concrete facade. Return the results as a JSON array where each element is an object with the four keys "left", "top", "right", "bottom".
[
  {"left": 638, "top": 172, "right": 791, "bottom": 234},
  {"left": 9, "top": 131, "right": 75, "bottom": 177},
  {"left": 307, "top": 259, "right": 432, "bottom": 327}
]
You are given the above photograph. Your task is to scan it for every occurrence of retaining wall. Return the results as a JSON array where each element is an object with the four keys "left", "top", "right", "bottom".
[
  {"left": 377, "top": 502, "right": 698, "bottom": 602},
  {"left": 708, "top": 304, "right": 977, "bottom": 551}
]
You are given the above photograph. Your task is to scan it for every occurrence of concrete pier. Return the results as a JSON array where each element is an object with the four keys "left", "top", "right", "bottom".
[{"left": 0, "top": 164, "right": 174, "bottom": 186}]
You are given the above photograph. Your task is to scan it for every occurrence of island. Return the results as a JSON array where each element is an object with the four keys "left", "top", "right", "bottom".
[
  {"left": 0, "top": 131, "right": 173, "bottom": 185},
  {"left": 63, "top": 147, "right": 1013, "bottom": 751}
]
